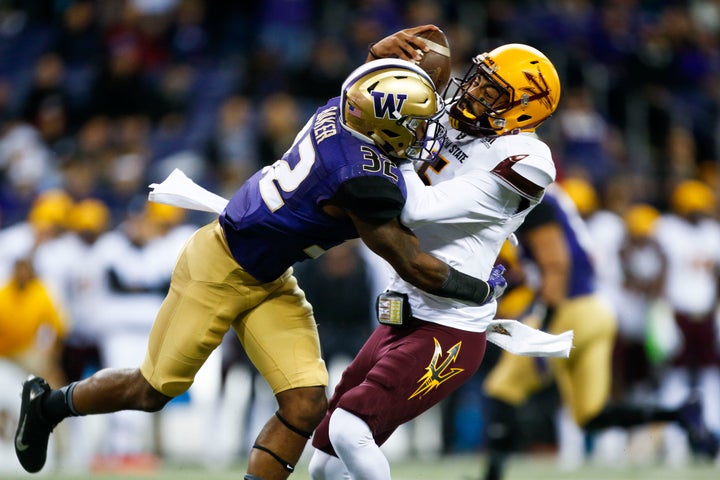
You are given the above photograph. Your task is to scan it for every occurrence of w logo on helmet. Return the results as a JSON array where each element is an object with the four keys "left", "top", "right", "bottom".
[{"left": 371, "top": 91, "right": 407, "bottom": 119}]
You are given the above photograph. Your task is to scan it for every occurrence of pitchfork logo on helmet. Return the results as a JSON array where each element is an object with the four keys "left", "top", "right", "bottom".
[
  {"left": 340, "top": 59, "right": 446, "bottom": 162},
  {"left": 445, "top": 43, "right": 561, "bottom": 137}
]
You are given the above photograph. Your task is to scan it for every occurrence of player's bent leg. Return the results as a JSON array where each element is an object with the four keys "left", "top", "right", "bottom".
[
  {"left": 15, "top": 368, "right": 171, "bottom": 473},
  {"left": 72, "top": 367, "right": 172, "bottom": 414},
  {"left": 15, "top": 369, "right": 169, "bottom": 473},
  {"left": 308, "top": 448, "right": 350, "bottom": 480},
  {"left": 482, "top": 397, "right": 519, "bottom": 480},
  {"left": 247, "top": 386, "right": 327, "bottom": 480},
  {"left": 15, "top": 376, "right": 57, "bottom": 473},
  {"left": 329, "top": 408, "right": 390, "bottom": 480}
]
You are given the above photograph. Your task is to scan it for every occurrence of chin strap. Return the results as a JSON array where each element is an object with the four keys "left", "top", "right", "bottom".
[{"left": 251, "top": 411, "right": 314, "bottom": 473}]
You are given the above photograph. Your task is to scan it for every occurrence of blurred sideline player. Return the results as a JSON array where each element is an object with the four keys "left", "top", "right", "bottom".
[
  {"left": 0, "top": 257, "right": 67, "bottom": 385},
  {"left": 42, "top": 198, "right": 113, "bottom": 471},
  {"left": 0, "top": 189, "right": 73, "bottom": 284},
  {"left": 15, "top": 59, "right": 503, "bottom": 480},
  {"left": 654, "top": 179, "right": 720, "bottom": 465},
  {"left": 85, "top": 202, "right": 193, "bottom": 471},
  {"left": 481, "top": 184, "right": 719, "bottom": 480},
  {"left": 309, "top": 29, "right": 565, "bottom": 479}
]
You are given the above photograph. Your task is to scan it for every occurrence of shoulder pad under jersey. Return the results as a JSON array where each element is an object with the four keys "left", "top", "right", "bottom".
[
  {"left": 490, "top": 136, "right": 556, "bottom": 199},
  {"left": 511, "top": 154, "right": 556, "bottom": 191}
]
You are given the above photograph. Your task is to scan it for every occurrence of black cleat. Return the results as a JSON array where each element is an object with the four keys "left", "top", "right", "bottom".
[
  {"left": 678, "top": 393, "right": 720, "bottom": 460},
  {"left": 15, "top": 375, "right": 57, "bottom": 473}
]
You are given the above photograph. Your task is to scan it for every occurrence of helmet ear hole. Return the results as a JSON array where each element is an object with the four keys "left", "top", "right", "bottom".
[
  {"left": 382, "top": 129, "right": 400, "bottom": 138},
  {"left": 517, "top": 114, "right": 532, "bottom": 122}
]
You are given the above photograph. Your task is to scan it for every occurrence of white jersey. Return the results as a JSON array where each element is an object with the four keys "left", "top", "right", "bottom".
[
  {"left": 655, "top": 213, "right": 720, "bottom": 315},
  {"left": 387, "top": 125, "right": 556, "bottom": 332},
  {"left": 0, "top": 222, "right": 35, "bottom": 282}
]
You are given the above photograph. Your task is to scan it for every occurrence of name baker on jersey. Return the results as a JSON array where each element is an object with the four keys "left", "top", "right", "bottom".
[{"left": 314, "top": 106, "right": 338, "bottom": 143}]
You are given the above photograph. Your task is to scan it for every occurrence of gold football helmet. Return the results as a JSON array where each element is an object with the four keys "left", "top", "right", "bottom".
[
  {"left": 624, "top": 203, "right": 660, "bottom": 238},
  {"left": 446, "top": 43, "right": 561, "bottom": 136},
  {"left": 66, "top": 198, "right": 110, "bottom": 234},
  {"left": 560, "top": 177, "right": 598, "bottom": 218},
  {"left": 340, "top": 59, "right": 446, "bottom": 162},
  {"left": 670, "top": 179, "right": 716, "bottom": 217}
]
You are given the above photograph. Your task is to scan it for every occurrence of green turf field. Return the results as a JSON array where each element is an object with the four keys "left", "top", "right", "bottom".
[{"left": 3, "top": 454, "right": 718, "bottom": 480}]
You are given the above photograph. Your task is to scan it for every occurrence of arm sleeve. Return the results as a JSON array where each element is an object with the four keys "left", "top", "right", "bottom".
[
  {"left": 334, "top": 176, "right": 405, "bottom": 222},
  {"left": 400, "top": 162, "right": 510, "bottom": 228}
]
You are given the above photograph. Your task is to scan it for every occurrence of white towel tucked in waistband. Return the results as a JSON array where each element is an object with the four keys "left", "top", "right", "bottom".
[
  {"left": 486, "top": 319, "right": 573, "bottom": 358},
  {"left": 148, "top": 168, "right": 229, "bottom": 214}
]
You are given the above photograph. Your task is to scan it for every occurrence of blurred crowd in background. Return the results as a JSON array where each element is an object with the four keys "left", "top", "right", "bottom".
[{"left": 0, "top": 0, "right": 719, "bottom": 475}]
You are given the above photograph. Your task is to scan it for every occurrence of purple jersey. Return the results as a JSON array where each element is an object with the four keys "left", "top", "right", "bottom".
[
  {"left": 519, "top": 189, "right": 596, "bottom": 297},
  {"left": 220, "top": 97, "right": 407, "bottom": 282}
]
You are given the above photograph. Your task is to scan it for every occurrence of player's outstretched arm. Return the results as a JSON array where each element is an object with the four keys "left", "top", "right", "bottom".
[
  {"left": 349, "top": 212, "right": 500, "bottom": 305},
  {"left": 366, "top": 24, "right": 440, "bottom": 62}
]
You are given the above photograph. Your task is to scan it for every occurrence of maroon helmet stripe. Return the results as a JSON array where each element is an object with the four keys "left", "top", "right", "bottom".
[{"left": 491, "top": 155, "right": 543, "bottom": 198}]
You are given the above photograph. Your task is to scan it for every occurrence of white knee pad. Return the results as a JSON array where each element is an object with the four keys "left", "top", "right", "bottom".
[
  {"left": 308, "top": 448, "right": 350, "bottom": 480},
  {"left": 328, "top": 408, "right": 390, "bottom": 480}
]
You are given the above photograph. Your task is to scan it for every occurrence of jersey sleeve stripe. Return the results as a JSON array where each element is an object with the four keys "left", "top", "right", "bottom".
[{"left": 490, "top": 155, "right": 544, "bottom": 199}]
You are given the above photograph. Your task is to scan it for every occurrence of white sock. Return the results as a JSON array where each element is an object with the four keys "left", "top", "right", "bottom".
[
  {"left": 308, "top": 448, "right": 351, "bottom": 480},
  {"left": 329, "top": 408, "right": 390, "bottom": 480}
]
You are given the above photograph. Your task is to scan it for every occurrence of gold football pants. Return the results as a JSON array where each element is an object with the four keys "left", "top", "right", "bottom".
[
  {"left": 484, "top": 294, "right": 617, "bottom": 426},
  {"left": 141, "top": 221, "right": 328, "bottom": 397}
]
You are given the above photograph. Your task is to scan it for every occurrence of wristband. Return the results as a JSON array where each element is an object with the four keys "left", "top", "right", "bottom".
[
  {"left": 540, "top": 304, "right": 556, "bottom": 331},
  {"left": 368, "top": 42, "right": 381, "bottom": 59},
  {"left": 431, "top": 266, "right": 492, "bottom": 305}
]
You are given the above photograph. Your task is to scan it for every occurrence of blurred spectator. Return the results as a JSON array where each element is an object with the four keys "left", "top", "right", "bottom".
[
  {"left": 54, "top": 1, "right": 103, "bottom": 70},
  {"left": 256, "top": 0, "right": 315, "bottom": 70},
  {"left": 87, "top": 26, "right": 161, "bottom": 120},
  {"left": 204, "top": 94, "right": 259, "bottom": 194},
  {"left": 0, "top": 257, "right": 67, "bottom": 386},
  {"left": 99, "top": 115, "right": 152, "bottom": 223},
  {"left": 552, "top": 87, "right": 622, "bottom": 186},
  {"left": 255, "top": 92, "right": 303, "bottom": 166},
  {"left": 0, "top": 123, "right": 59, "bottom": 225},
  {"left": 289, "top": 37, "right": 353, "bottom": 106},
  {"left": 147, "top": 63, "right": 196, "bottom": 163},
  {"left": 168, "top": 0, "right": 210, "bottom": 64},
  {"left": 20, "top": 53, "right": 77, "bottom": 135}
]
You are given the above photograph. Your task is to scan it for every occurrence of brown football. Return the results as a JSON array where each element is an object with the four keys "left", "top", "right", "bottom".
[{"left": 414, "top": 29, "right": 451, "bottom": 92}]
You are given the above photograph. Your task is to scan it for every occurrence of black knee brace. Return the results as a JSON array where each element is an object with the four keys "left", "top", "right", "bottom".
[
  {"left": 251, "top": 444, "right": 295, "bottom": 473},
  {"left": 275, "top": 410, "right": 313, "bottom": 439},
  {"left": 251, "top": 411, "right": 314, "bottom": 473}
]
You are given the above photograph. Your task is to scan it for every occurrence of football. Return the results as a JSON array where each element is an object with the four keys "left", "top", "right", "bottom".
[{"left": 414, "top": 29, "right": 451, "bottom": 92}]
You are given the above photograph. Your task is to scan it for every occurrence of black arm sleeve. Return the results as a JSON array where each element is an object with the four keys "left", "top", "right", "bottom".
[
  {"left": 333, "top": 176, "right": 405, "bottom": 221},
  {"left": 430, "top": 266, "right": 492, "bottom": 304}
]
